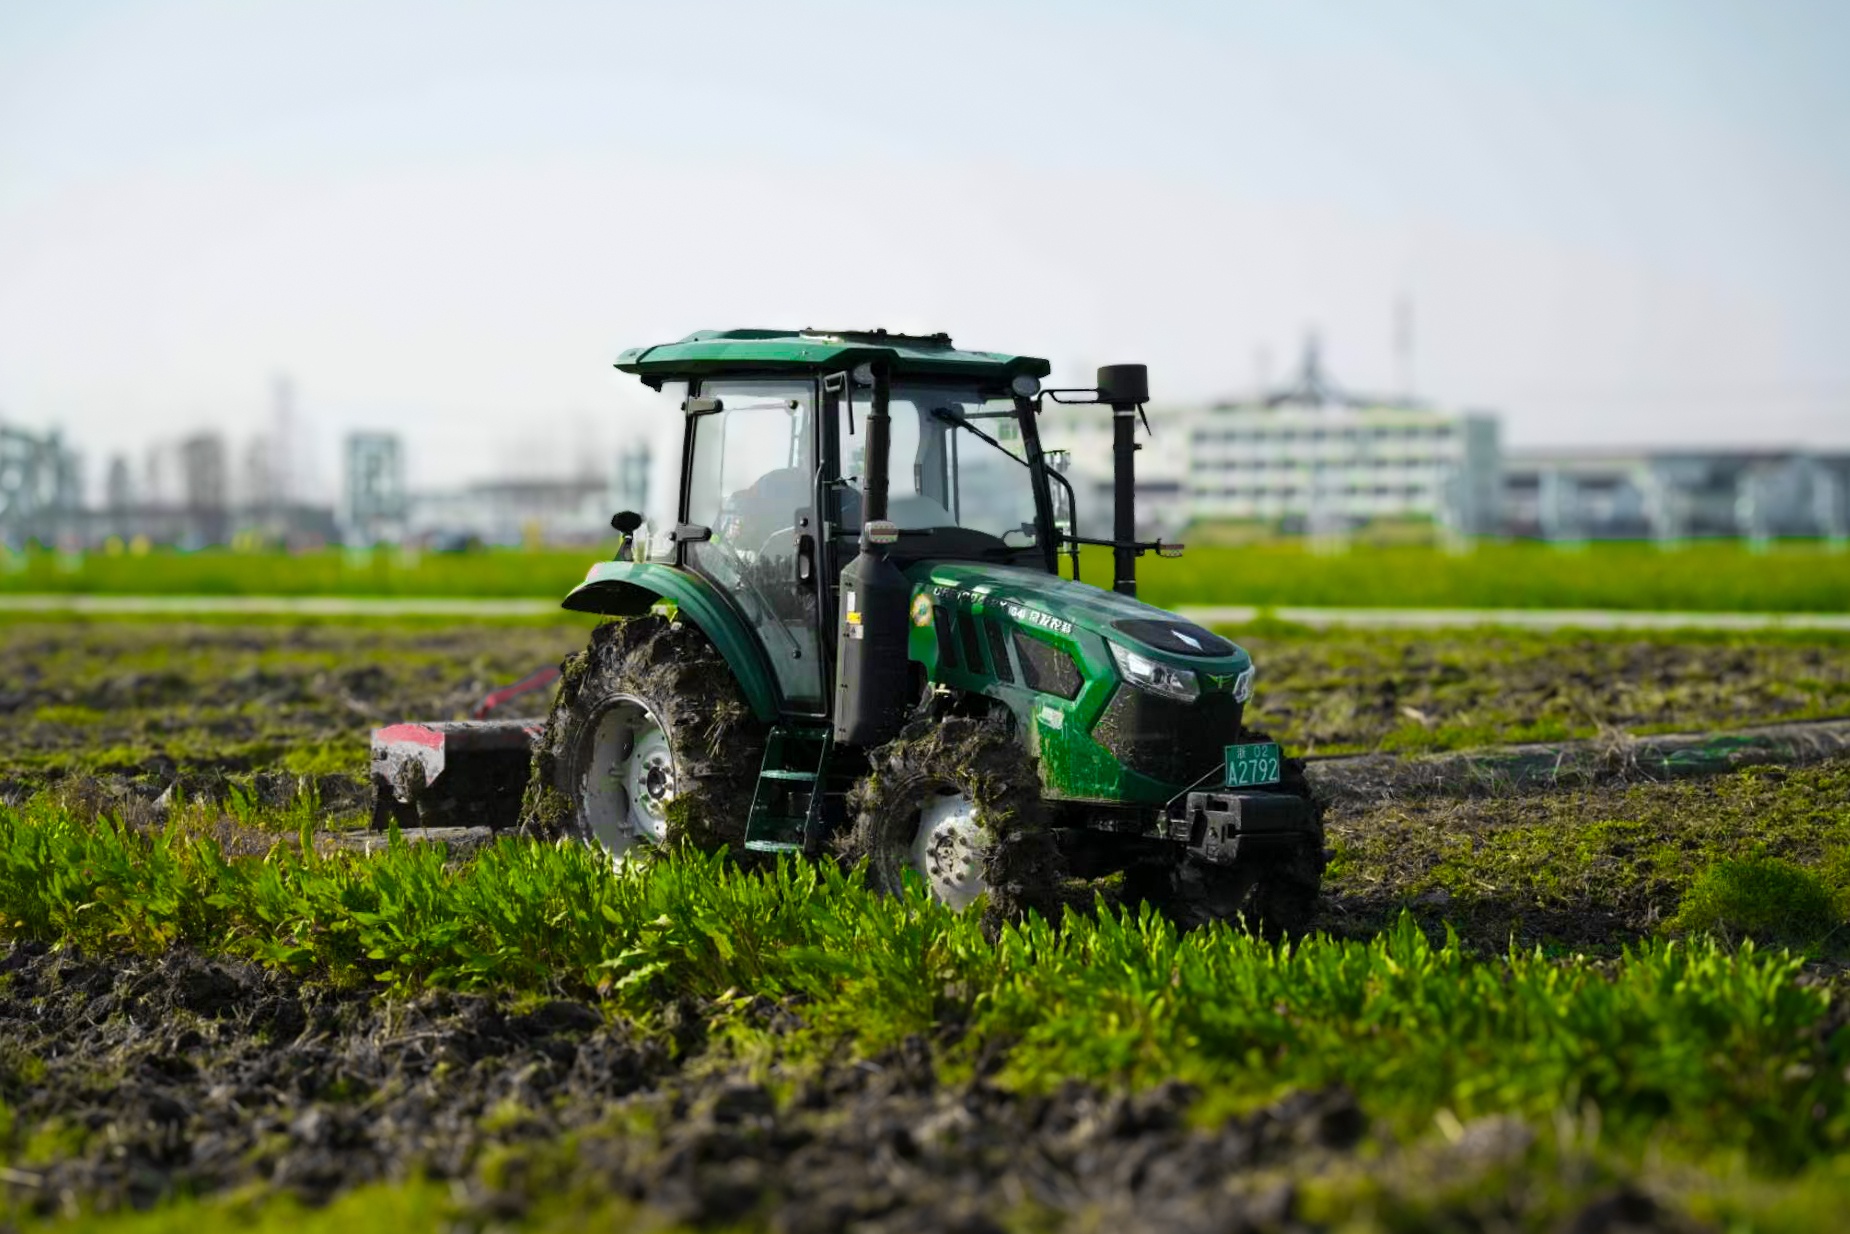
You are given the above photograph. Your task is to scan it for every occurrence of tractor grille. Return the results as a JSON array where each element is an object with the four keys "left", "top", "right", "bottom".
[
  {"left": 1013, "top": 630, "right": 1082, "bottom": 699},
  {"left": 1092, "top": 685, "right": 1244, "bottom": 786}
]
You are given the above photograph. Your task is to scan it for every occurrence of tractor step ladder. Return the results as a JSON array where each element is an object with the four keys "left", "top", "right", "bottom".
[{"left": 744, "top": 725, "right": 832, "bottom": 853}]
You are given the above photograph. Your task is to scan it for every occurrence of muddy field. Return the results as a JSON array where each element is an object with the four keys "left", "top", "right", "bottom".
[
  {"left": 0, "top": 617, "right": 594, "bottom": 808},
  {"left": 0, "top": 923, "right": 1738, "bottom": 1233},
  {"left": 0, "top": 944, "right": 1407, "bottom": 1233},
  {"left": 0, "top": 616, "right": 1846, "bottom": 1230},
  {"left": 1236, "top": 623, "right": 1850, "bottom": 755},
  {"left": 2, "top": 616, "right": 1843, "bottom": 795}
]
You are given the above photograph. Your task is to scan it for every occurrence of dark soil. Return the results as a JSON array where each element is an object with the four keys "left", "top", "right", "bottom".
[{"left": 0, "top": 943, "right": 1398, "bottom": 1232}]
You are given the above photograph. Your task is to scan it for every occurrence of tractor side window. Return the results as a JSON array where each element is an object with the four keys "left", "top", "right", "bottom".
[{"left": 684, "top": 379, "right": 822, "bottom": 708}]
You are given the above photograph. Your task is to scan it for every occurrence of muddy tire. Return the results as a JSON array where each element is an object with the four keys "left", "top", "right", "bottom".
[
  {"left": 841, "top": 715, "right": 1064, "bottom": 924},
  {"left": 1133, "top": 731, "right": 1326, "bottom": 938},
  {"left": 522, "top": 615, "right": 766, "bottom": 855}
]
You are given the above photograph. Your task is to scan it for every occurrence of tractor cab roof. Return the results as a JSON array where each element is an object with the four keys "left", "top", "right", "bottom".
[{"left": 614, "top": 328, "right": 1050, "bottom": 389}]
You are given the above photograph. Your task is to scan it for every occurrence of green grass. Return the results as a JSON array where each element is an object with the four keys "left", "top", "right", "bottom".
[
  {"left": 0, "top": 799, "right": 1842, "bottom": 1175},
  {"left": 5, "top": 540, "right": 1849, "bottom": 611},
  {"left": 1127, "top": 539, "right": 1850, "bottom": 612},
  {"left": 0, "top": 545, "right": 605, "bottom": 599}
]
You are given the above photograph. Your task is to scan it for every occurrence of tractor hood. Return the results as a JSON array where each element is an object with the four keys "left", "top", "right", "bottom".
[
  {"left": 904, "top": 561, "right": 1255, "bottom": 803},
  {"left": 904, "top": 562, "right": 1251, "bottom": 676}
]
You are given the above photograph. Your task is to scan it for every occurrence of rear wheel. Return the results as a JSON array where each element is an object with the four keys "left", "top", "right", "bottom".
[
  {"left": 842, "top": 716, "right": 1064, "bottom": 922},
  {"left": 523, "top": 615, "right": 766, "bottom": 856}
]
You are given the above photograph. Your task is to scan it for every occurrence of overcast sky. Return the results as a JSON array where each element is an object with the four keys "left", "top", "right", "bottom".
[{"left": 2, "top": 0, "right": 1846, "bottom": 494}]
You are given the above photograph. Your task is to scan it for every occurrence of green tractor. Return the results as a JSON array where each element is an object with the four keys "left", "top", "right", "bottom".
[{"left": 378, "top": 328, "right": 1324, "bottom": 928}]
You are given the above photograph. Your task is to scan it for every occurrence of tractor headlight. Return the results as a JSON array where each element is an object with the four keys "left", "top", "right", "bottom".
[
  {"left": 1232, "top": 664, "right": 1255, "bottom": 703},
  {"left": 1109, "top": 642, "right": 1199, "bottom": 702}
]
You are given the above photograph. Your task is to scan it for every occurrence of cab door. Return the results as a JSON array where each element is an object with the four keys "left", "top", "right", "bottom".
[{"left": 681, "top": 377, "right": 824, "bottom": 712}]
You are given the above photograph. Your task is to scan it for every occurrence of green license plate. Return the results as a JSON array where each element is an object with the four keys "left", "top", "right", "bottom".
[{"left": 1224, "top": 742, "right": 1282, "bottom": 788}]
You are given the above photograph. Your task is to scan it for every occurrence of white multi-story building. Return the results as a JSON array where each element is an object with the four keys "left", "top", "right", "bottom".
[
  {"left": 1187, "top": 402, "right": 1501, "bottom": 536},
  {"left": 1041, "top": 342, "right": 1503, "bottom": 537}
]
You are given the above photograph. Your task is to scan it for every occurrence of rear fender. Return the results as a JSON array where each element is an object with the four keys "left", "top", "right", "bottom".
[{"left": 562, "top": 560, "right": 780, "bottom": 723}]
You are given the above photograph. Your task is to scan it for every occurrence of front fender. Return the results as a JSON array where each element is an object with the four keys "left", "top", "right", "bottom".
[{"left": 563, "top": 560, "right": 781, "bottom": 723}]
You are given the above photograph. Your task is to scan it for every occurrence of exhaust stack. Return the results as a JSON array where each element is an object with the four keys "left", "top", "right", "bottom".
[
  {"left": 1097, "top": 364, "right": 1149, "bottom": 598},
  {"left": 834, "top": 361, "right": 912, "bottom": 746}
]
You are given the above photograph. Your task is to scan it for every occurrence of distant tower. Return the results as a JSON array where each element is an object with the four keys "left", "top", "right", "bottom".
[
  {"left": 179, "top": 432, "right": 230, "bottom": 546},
  {"left": 106, "top": 454, "right": 133, "bottom": 511},
  {"left": 0, "top": 424, "right": 80, "bottom": 545},
  {"left": 1302, "top": 332, "right": 1326, "bottom": 397},
  {"left": 1266, "top": 332, "right": 1344, "bottom": 408},
  {"left": 1393, "top": 292, "right": 1415, "bottom": 401},
  {"left": 612, "top": 441, "right": 652, "bottom": 515},
  {"left": 240, "top": 436, "right": 275, "bottom": 513},
  {"left": 271, "top": 374, "right": 297, "bottom": 506},
  {"left": 342, "top": 432, "right": 407, "bottom": 546}
]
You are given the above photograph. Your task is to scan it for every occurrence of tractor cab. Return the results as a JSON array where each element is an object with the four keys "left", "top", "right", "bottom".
[{"left": 605, "top": 331, "right": 1067, "bottom": 708}]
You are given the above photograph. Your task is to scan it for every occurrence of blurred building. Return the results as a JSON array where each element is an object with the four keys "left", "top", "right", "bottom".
[
  {"left": 178, "top": 432, "right": 230, "bottom": 547},
  {"left": 1044, "top": 339, "right": 1503, "bottom": 538},
  {"left": 341, "top": 432, "right": 408, "bottom": 545},
  {"left": 611, "top": 441, "right": 651, "bottom": 519},
  {"left": 80, "top": 430, "right": 334, "bottom": 549},
  {"left": 0, "top": 422, "right": 82, "bottom": 547},
  {"left": 403, "top": 437, "right": 655, "bottom": 547},
  {"left": 409, "top": 476, "right": 613, "bottom": 546},
  {"left": 1504, "top": 449, "right": 1849, "bottom": 541}
]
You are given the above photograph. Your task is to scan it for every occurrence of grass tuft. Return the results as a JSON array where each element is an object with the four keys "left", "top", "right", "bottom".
[{"left": 1673, "top": 852, "right": 1845, "bottom": 949}]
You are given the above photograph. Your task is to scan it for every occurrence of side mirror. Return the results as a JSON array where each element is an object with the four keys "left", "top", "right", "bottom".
[{"left": 611, "top": 510, "right": 644, "bottom": 562}]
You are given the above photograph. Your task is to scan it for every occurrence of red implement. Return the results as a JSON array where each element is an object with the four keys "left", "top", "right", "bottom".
[{"left": 371, "top": 718, "right": 544, "bottom": 831}]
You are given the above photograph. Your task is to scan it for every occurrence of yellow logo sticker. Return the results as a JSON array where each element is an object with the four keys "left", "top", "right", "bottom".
[{"left": 909, "top": 593, "right": 933, "bottom": 627}]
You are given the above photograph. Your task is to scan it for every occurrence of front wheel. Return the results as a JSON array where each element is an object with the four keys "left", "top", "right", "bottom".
[
  {"left": 841, "top": 716, "right": 1064, "bottom": 922},
  {"left": 523, "top": 615, "right": 766, "bottom": 856}
]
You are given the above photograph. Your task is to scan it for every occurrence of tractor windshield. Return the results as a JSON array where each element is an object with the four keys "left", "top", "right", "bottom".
[{"left": 838, "top": 384, "right": 1043, "bottom": 562}]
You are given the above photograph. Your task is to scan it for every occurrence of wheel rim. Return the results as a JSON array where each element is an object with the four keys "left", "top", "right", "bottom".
[
  {"left": 582, "top": 698, "right": 675, "bottom": 856},
  {"left": 907, "top": 787, "right": 990, "bottom": 911}
]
